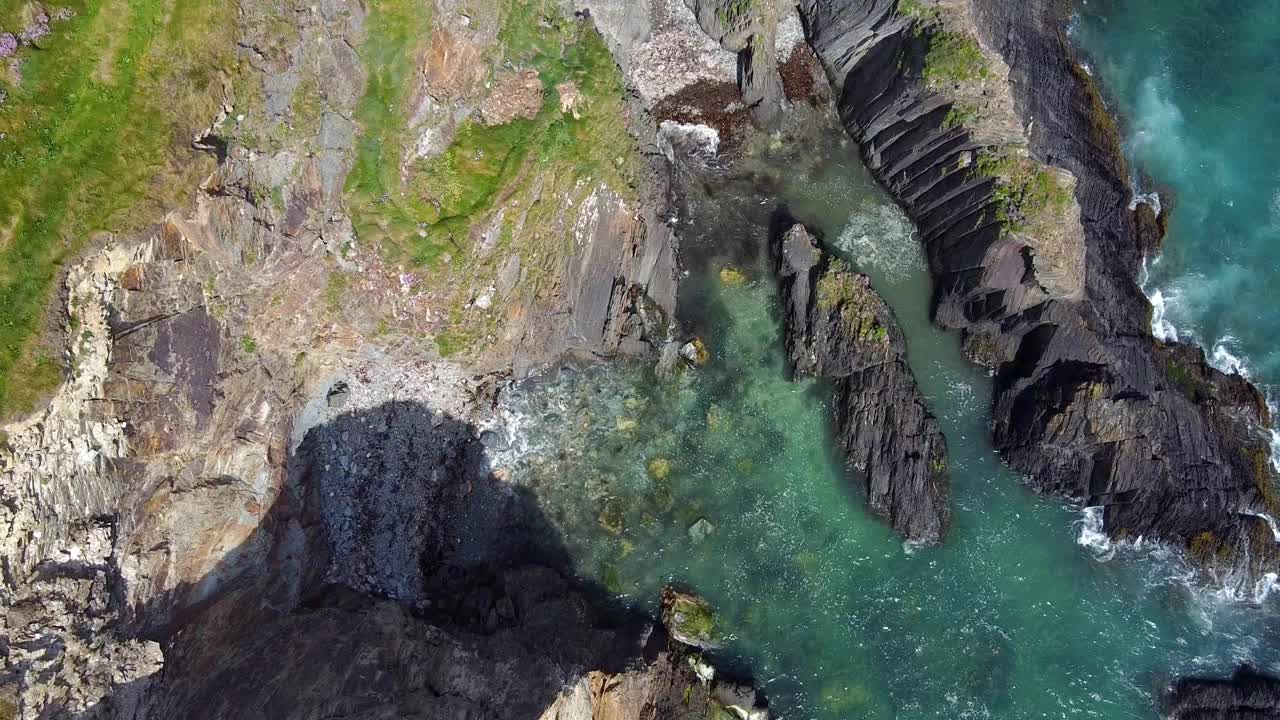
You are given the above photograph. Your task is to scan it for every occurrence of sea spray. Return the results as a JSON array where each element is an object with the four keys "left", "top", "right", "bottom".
[{"left": 1076, "top": 506, "right": 1115, "bottom": 560}]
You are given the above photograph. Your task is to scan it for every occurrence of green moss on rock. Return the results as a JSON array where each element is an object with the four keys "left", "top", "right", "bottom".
[
  {"left": 923, "top": 31, "right": 989, "bottom": 89},
  {"left": 661, "top": 586, "right": 719, "bottom": 648},
  {"left": 815, "top": 260, "right": 892, "bottom": 346},
  {"left": 975, "top": 150, "right": 1073, "bottom": 237}
]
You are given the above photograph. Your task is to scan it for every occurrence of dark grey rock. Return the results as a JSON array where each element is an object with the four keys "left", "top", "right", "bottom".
[
  {"left": 773, "top": 223, "right": 951, "bottom": 545},
  {"left": 799, "top": 0, "right": 1279, "bottom": 581},
  {"left": 1166, "top": 667, "right": 1280, "bottom": 720}
]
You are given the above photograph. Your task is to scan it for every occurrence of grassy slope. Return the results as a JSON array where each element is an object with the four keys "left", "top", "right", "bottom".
[
  {"left": 0, "top": 0, "right": 235, "bottom": 417},
  {"left": 346, "top": 0, "right": 641, "bottom": 355}
]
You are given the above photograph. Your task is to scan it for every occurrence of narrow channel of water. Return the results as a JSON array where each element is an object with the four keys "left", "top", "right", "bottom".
[{"left": 485, "top": 111, "right": 1280, "bottom": 718}]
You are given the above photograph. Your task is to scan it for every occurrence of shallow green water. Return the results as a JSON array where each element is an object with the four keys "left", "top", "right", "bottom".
[
  {"left": 487, "top": 117, "right": 1280, "bottom": 718},
  {"left": 1071, "top": 1, "right": 1280, "bottom": 420}
]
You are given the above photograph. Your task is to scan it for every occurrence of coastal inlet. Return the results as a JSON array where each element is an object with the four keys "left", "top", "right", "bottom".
[{"left": 475, "top": 114, "right": 1280, "bottom": 719}]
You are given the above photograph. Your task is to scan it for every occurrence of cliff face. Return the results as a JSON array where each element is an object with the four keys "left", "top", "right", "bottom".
[
  {"left": 799, "top": 0, "right": 1280, "bottom": 584},
  {"left": 0, "top": 0, "right": 739, "bottom": 716},
  {"left": 774, "top": 224, "right": 951, "bottom": 544}
]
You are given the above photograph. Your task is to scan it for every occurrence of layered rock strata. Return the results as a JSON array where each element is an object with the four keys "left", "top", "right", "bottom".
[
  {"left": 1165, "top": 667, "right": 1280, "bottom": 720},
  {"left": 774, "top": 223, "right": 950, "bottom": 544},
  {"left": 798, "top": 0, "right": 1279, "bottom": 582}
]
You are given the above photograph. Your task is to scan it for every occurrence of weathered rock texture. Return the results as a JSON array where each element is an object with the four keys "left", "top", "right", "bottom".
[
  {"left": 773, "top": 223, "right": 950, "bottom": 544},
  {"left": 581, "top": 0, "right": 818, "bottom": 150},
  {"left": 1166, "top": 667, "right": 1280, "bottom": 720},
  {"left": 0, "top": 1, "right": 722, "bottom": 716},
  {"left": 799, "top": 0, "right": 1280, "bottom": 583}
]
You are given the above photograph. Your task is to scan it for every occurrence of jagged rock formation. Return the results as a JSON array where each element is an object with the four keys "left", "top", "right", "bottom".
[
  {"left": 773, "top": 223, "right": 950, "bottom": 544},
  {"left": 798, "top": 0, "right": 1280, "bottom": 583},
  {"left": 1166, "top": 667, "right": 1280, "bottom": 720}
]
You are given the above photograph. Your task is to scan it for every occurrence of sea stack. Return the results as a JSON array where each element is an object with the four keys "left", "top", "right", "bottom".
[{"left": 773, "top": 223, "right": 951, "bottom": 544}]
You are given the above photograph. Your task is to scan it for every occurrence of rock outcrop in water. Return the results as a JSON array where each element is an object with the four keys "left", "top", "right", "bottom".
[
  {"left": 773, "top": 223, "right": 950, "bottom": 545},
  {"left": 1166, "top": 666, "right": 1280, "bottom": 720},
  {"left": 797, "top": 0, "right": 1280, "bottom": 583}
]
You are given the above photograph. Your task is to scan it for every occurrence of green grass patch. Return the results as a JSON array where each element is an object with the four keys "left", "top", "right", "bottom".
[
  {"left": 342, "top": 0, "right": 435, "bottom": 259},
  {"left": 943, "top": 101, "right": 980, "bottom": 130},
  {"left": 346, "top": 0, "right": 637, "bottom": 269},
  {"left": 434, "top": 329, "right": 466, "bottom": 357},
  {"left": 897, "top": 0, "right": 941, "bottom": 23},
  {"left": 975, "top": 150, "right": 1074, "bottom": 236},
  {"left": 346, "top": 0, "right": 641, "bottom": 358},
  {"left": 923, "top": 30, "right": 989, "bottom": 89},
  {"left": 0, "top": 0, "right": 238, "bottom": 417},
  {"left": 323, "top": 270, "right": 349, "bottom": 314}
]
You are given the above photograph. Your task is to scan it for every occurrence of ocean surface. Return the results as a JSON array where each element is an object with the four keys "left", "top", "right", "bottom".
[
  {"left": 484, "top": 99, "right": 1280, "bottom": 718},
  {"left": 1072, "top": 0, "right": 1280, "bottom": 457}
]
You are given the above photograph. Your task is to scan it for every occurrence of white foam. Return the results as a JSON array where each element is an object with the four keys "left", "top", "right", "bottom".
[
  {"left": 1209, "top": 336, "right": 1250, "bottom": 377},
  {"left": 1271, "top": 423, "right": 1280, "bottom": 475},
  {"left": 1148, "top": 288, "right": 1179, "bottom": 342},
  {"left": 658, "top": 121, "right": 720, "bottom": 162},
  {"left": 834, "top": 204, "right": 925, "bottom": 283},
  {"left": 1246, "top": 512, "right": 1280, "bottom": 543},
  {"left": 1128, "top": 190, "right": 1162, "bottom": 215},
  {"left": 1075, "top": 506, "right": 1115, "bottom": 560}
]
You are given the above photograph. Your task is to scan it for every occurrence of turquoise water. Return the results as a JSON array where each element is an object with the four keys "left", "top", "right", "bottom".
[
  {"left": 487, "top": 115, "right": 1280, "bottom": 717},
  {"left": 1072, "top": 1, "right": 1280, "bottom": 423}
]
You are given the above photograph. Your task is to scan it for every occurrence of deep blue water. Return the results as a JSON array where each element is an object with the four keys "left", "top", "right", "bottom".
[{"left": 1073, "top": 1, "right": 1280, "bottom": 458}]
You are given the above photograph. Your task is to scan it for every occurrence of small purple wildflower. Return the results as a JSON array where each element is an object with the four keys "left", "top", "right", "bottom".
[
  {"left": 0, "top": 33, "right": 17, "bottom": 59},
  {"left": 19, "top": 21, "right": 50, "bottom": 45},
  {"left": 19, "top": 11, "right": 50, "bottom": 44}
]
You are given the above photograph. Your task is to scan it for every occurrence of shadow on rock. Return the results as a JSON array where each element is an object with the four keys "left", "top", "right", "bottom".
[{"left": 74, "top": 400, "right": 764, "bottom": 719}]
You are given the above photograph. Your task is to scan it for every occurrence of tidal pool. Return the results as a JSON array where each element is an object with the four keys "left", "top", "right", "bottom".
[{"left": 485, "top": 113, "right": 1280, "bottom": 719}]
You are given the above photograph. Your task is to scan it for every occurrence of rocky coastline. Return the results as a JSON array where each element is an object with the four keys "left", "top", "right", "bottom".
[
  {"left": 3, "top": 0, "right": 1279, "bottom": 717},
  {"left": 0, "top": 1, "right": 761, "bottom": 717},
  {"left": 796, "top": 0, "right": 1280, "bottom": 587}
]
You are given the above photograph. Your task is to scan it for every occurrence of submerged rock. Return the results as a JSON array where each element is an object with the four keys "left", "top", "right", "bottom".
[
  {"left": 772, "top": 223, "right": 951, "bottom": 545},
  {"left": 647, "top": 456, "right": 674, "bottom": 480},
  {"left": 719, "top": 266, "right": 747, "bottom": 286},
  {"left": 688, "top": 517, "right": 715, "bottom": 543},
  {"left": 681, "top": 337, "right": 711, "bottom": 367}
]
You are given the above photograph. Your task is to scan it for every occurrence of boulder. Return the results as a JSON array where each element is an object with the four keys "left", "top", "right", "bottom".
[{"left": 660, "top": 586, "right": 720, "bottom": 649}]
